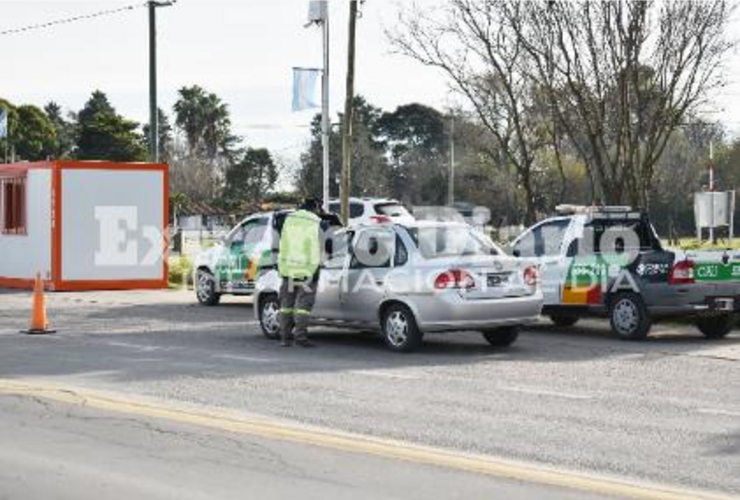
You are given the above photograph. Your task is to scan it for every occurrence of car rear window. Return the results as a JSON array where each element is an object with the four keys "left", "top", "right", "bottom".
[
  {"left": 328, "top": 203, "right": 364, "bottom": 219},
  {"left": 407, "top": 226, "right": 498, "bottom": 259},
  {"left": 375, "top": 202, "right": 411, "bottom": 218},
  {"left": 583, "top": 219, "right": 661, "bottom": 253}
]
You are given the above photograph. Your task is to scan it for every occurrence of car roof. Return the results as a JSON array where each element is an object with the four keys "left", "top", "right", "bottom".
[
  {"left": 351, "top": 220, "right": 469, "bottom": 232},
  {"left": 237, "top": 210, "right": 292, "bottom": 225},
  {"left": 328, "top": 197, "right": 401, "bottom": 205}
]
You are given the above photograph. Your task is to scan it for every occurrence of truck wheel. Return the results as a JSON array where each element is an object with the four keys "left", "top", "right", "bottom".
[
  {"left": 609, "top": 293, "right": 651, "bottom": 341},
  {"left": 381, "top": 304, "right": 423, "bottom": 353},
  {"left": 196, "top": 269, "right": 221, "bottom": 306},
  {"left": 696, "top": 315, "right": 735, "bottom": 340},
  {"left": 481, "top": 327, "right": 520, "bottom": 347},
  {"left": 549, "top": 315, "right": 579, "bottom": 328},
  {"left": 259, "top": 295, "right": 282, "bottom": 340}
]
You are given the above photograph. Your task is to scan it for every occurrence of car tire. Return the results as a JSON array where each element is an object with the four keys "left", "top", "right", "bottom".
[
  {"left": 259, "top": 295, "right": 282, "bottom": 340},
  {"left": 549, "top": 314, "right": 580, "bottom": 328},
  {"left": 609, "top": 293, "right": 651, "bottom": 341},
  {"left": 196, "top": 269, "right": 221, "bottom": 306},
  {"left": 696, "top": 315, "right": 735, "bottom": 340},
  {"left": 481, "top": 327, "right": 520, "bottom": 347},
  {"left": 381, "top": 304, "right": 423, "bottom": 353}
]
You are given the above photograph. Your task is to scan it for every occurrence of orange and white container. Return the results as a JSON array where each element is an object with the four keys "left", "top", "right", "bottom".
[{"left": 0, "top": 161, "right": 169, "bottom": 291}]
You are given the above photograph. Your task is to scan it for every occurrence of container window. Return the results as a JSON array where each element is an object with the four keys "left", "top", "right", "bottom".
[{"left": 1, "top": 176, "right": 27, "bottom": 235}]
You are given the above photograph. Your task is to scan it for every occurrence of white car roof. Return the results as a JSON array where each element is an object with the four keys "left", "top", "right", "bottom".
[{"left": 329, "top": 197, "right": 402, "bottom": 204}]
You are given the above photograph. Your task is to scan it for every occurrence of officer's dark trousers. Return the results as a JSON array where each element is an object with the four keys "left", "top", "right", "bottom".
[{"left": 280, "top": 276, "right": 317, "bottom": 342}]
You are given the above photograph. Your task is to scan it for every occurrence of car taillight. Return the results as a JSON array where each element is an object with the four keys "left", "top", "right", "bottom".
[
  {"left": 669, "top": 260, "right": 695, "bottom": 285},
  {"left": 435, "top": 269, "right": 475, "bottom": 290},
  {"left": 371, "top": 215, "right": 392, "bottom": 224},
  {"left": 523, "top": 266, "right": 539, "bottom": 286}
]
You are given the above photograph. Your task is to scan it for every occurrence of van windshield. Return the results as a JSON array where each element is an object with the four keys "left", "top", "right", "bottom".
[{"left": 407, "top": 226, "right": 498, "bottom": 259}]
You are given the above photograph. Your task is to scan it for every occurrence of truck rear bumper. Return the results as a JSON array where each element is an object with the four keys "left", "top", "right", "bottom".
[{"left": 642, "top": 282, "right": 740, "bottom": 317}]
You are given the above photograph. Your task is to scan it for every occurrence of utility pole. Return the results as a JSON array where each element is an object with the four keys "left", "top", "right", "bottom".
[
  {"left": 709, "top": 140, "right": 716, "bottom": 244},
  {"left": 448, "top": 114, "right": 455, "bottom": 206},
  {"left": 340, "top": 0, "right": 359, "bottom": 224},
  {"left": 148, "top": 1, "right": 175, "bottom": 163}
]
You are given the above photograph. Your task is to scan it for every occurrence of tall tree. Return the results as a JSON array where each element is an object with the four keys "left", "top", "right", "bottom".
[
  {"left": 14, "top": 105, "right": 56, "bottom": 161},
  {"left": 76, "top": 91, "right": 147, "bottom": 161},
  {"left": 0, "top": 99, "right": 57, "bottom": 162},
  {"left": 173, "top": 85, "right": 238, "bottom": 161},
  {"left": 297, "top": 96, "right": 389, "bottom": 199},
  {"left": 142, "top": 108, "right": 174, "bottom": 162},
  {"left": 391, "top": 0, "right": 551, "bottom": 223},
  {"left": 377, "top": 103, "right": 448, "bottom": 205},
  {"left": 223, "top": 148, "right": 278, "bottom": 207},
  {"left": 0, "top": 99, "right": 19, "bottom": 161},
  {"left": 171, "top": 86, "right": 241, "bottom": 202},
  {"left": 506, "top": 0, "right": 733, "bottom": 207},
  {"left": 44, "top": 102, "right": 77, "bottom": 159}
]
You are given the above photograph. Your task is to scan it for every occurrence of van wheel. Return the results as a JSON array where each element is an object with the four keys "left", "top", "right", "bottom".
[
  {"left": 381, "top": 304, "right": 423, "bottom": 353},
  {"left": 696, "top": 315, "right": 735, "bottom": 340},
  {"left": 481, "top": 327, "right": 520, "bottom": 347},
  {"left": 549, "top": 314, "right": 579, "bottom": 327},
  {"left": 196, "top": 269, "right": 221, "bottom": 306},
  {"left": 609, "top": 293, "right": 651, "bottom": 341},
  {"left": 259, "top": 295, "right": 282, "bottom": 340}
]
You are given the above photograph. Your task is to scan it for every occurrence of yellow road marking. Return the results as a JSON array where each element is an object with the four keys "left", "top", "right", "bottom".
[{"left": 0, "top": 379, "right": 732, "bottom": 500}]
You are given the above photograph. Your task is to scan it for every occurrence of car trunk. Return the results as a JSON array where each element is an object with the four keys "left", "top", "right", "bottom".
[{"left": 430, "top": 255, "right": 534, "bottom": 300}]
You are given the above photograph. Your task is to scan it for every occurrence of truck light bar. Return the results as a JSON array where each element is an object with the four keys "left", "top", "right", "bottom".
[{"left": 555, "top": 205, "right": 640, "bottom": 219}]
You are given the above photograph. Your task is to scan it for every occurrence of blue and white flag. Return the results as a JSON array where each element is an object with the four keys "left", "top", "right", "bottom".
[
  {"left": 292, "top": 67, "right": 321, "bottom": 112},
  {"left": 0, "top": 108, "right": 7, "bottom": 139}
]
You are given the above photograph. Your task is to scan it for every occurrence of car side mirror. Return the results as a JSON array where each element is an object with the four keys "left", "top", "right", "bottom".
[{"left": 511, "top": 248, "right": 521, "bottom": 258}]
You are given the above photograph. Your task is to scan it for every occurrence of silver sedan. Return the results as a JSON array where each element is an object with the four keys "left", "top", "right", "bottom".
[{"left": 255, "top": 222, "right": 543, "bottom": 352}]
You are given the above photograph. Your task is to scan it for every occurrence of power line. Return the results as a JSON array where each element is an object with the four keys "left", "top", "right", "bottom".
[{"left": 0, "top": 3, "right": 147, "bottom": 37}]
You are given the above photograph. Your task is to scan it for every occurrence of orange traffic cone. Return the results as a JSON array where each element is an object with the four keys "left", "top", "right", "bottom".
[{"left": 23, "top": 273, "right": 55, "bottom": 335}]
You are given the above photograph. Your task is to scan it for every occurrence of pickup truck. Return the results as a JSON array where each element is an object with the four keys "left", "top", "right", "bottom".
[{"left": 509, "top": 206, "right": 740, "bottom": 340}]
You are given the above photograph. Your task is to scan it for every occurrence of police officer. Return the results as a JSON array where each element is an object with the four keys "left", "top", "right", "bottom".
[{"left": 278, "top": 198, "right": 323, "bottom": 348}]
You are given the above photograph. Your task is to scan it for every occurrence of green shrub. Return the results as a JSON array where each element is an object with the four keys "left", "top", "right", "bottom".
[{"left": 169, "top": 256, "right": 194, "bottom": 289}]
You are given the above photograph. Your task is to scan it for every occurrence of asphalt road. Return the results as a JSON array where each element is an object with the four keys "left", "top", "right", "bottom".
[
  {"left": 1, "top": 395, "right": 612, "bottom": 500},
  {"left": 1, "top": 289, "right": 738, "bottom": 498}
]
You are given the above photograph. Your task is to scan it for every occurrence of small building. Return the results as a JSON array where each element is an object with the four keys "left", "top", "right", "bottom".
[{"left": 0, "top": 161, "right": 169, "bottom": 291}]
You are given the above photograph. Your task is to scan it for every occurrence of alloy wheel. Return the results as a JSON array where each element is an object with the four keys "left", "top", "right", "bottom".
[
  {"left": 262, "top": 300, "right": 281, "bottom": 336},
  {"left": 385, "top": 311, "right": 409, "bottom": 347},
  {"left": 613, "top": 298, "right": 639, "bottom": 334}
]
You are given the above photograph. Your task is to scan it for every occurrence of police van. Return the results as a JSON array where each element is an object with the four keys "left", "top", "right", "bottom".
[{"left": 510, "top": 206, "right": 740, "bottom": 340}]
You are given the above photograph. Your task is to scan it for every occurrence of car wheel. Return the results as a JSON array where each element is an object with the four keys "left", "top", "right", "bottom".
[
  {"left": 196, "top": 269, "right": 221, "bottom": 306},
  {"left": 549, "top": 314, "right": 580, "bottom": 328},
  {"left": 696, "top": 315, "right": 735, "bottom": 340},
  {"left": 609, "top": 293, "right": 651, "bottom": 341},
  {"left": 259, "top": 295, "right": 281, "bottom": 340},
  {"left": 381, "top": 304, "right": 423, "bottom": 353},
  {"left": 481, "top": 327, "right": 520, "bottom": 347}
]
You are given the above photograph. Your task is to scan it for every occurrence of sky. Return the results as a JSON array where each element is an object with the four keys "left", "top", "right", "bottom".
[
  {"left": 2, "top": 0, "right": 740, "bottom": 166},
  {"left": 0, "top": 0, "right": 450, "bottom": 165}
]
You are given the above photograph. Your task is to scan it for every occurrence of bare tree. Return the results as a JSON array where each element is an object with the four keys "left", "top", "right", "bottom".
[
  {"left": 390, "top": 0, "right": 548, "bottom": 224},
  {"left": 507, "top": 0, "right": 733, "bottom": 207}
]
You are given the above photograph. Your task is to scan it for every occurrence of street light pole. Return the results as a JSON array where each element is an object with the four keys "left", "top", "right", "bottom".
[
  {"left": 320, "top": 7, "right": 331, "bottom": 213},
  {"left": 148, "top": 1, "right": 175, "bottom": 163},
  {"left": 306, "top": 1, "right": 330, "bottom": 212},
  {"left": 448, "top": 114, "right": 455, "bottom": 206}
]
